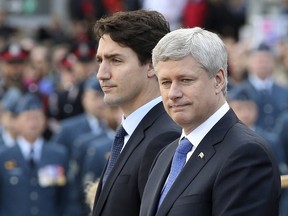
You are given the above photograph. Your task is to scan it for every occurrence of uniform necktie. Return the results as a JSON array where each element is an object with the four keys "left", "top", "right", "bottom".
[
  {"left": 102, "top": 125, "right": 127, "bottom": 186},
  {"left": 158, "top": 138, "right": 192, "bottom": 208},
  {"left": 28, "top": 147, "right": 35, "bottom": 169}
]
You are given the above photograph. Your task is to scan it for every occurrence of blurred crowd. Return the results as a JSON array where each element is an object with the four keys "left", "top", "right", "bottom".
[{"left": 1, "top": 0, "right": 288, "bottom": 215}]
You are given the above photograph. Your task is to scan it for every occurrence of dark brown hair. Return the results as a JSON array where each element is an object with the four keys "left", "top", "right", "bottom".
[{"left": 93, "top": 10, "right": 170, "bottom": 65}]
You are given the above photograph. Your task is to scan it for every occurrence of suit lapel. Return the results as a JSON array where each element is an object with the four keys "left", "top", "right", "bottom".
[
  {"left": 95, "top": 103, "right": 166, "bottom": 214},
  {"left": 157, "top": 141, "right": 216, "bottom": 215},
  {"left": 144, "top": 139, "right": 178, "bottom": 216},
  {"left": 157, "top": 109, "right": 239, "bottom": 215}
]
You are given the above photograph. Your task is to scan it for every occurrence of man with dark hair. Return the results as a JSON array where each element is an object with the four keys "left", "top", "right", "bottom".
[{"left": 91, "top": 10, "right": 181, "bottom": 216}]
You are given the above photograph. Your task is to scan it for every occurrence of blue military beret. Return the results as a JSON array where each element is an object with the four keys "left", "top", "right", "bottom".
[
  {"left": 253, "top": 42, "right": 272, "bottom": 53},
  {"left": 14, "top": 93, "right": 43, "bottom": 115},
  {"left": 228, "top": 86, "right": 254, "bottom": 102},
  {"left": 84, "top": 76, "right": 103, "bottom": 93},
  {"left": 230, "top": 91, "right": 251, "bottom": 101},
  {"left": 1, "top": 88, "right": 22, "bottom": 114}
]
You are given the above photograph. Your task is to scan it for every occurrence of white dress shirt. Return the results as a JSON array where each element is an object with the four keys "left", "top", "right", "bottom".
[
  {"left": 180, "top": 102, "right": 230, "bottom": 162},
  {"left": 17, "top": 136, "right": 44, "bottom": 162},
  {"left": 121, "top": 96, "right": 162, "bottom": 150}
]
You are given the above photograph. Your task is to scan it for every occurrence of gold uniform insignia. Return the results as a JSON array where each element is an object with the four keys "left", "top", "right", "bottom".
[{"left": 4, "top": 160, "right": 17, "bottom": 170}]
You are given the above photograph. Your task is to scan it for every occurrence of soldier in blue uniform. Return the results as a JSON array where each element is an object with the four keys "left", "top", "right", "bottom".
[
  {"left": 229, "top": 55, "right": 288, "bottom": 215},
  {"left": 51, "top": 76, "right": 115, "bottom": 215},
  {"left": 51, "top": 76, "right": 114, "bottom": 156},
  {"left": 72, "top": 131, "right": 113, "bottom": 216},
  {"left": 229, "top": 42, "right": 288, "bottom": 133},
  {"left": 229, "top": 98, "right": 287, "bottom": 173},
  {"left": 0, "top": 93, "right": 70, "bottom": 216}
]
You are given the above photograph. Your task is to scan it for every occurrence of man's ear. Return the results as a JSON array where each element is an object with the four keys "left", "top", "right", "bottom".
[
  {"left": 147, "top": 61, "right": 156, "bottom": 78},
  {"left": 214, "top": 68, "right": 225, "bottom": 94}
]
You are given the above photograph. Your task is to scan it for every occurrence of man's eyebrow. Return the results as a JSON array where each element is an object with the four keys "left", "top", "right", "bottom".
[{"left": 96, "top": 53, "right": 122, "bottom": 59}]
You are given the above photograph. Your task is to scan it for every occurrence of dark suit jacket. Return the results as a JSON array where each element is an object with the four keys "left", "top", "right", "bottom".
[
  {"left": 92, "top": 102, "right": 181, "bottom": 216},
  {"left": 140, "top": 109, "right": 281, "bottom": 216}
]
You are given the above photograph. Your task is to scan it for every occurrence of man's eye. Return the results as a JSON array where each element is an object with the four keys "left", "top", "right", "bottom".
[
  {"left": 182, "top": 79, "right": 192, "bottom": 83},
  {"left": 96, "top": 58, "right": 102, "bottom": 63},
  {"left": 161, "top": 81, "right": 171, "bottom": 87},
  {"left": 112, "top": 58, "right": 121, "bottom": 63}
]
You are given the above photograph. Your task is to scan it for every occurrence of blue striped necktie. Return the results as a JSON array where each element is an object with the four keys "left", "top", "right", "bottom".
[
  {"left": 102, "top": 125, "right": 127, "bottom": 186},
  {"left": 158, "top": 137, "right": 192, "bottom": 208}
]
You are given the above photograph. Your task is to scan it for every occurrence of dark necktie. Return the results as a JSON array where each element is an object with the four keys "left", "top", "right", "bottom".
[
  {"left": 28, "top": 148, "right": 35, "bottom": 169},
  {"left": 260, "top": 88, "right": 270, "bottom": 97},
  {"left": 102, "top": 125, "right": 127, "bottom": 186},
  {"left": 158, "top": 138, "right": 192, "bottom": 208}
]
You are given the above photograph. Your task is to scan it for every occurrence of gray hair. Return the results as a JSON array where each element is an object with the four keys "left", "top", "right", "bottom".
[{"left": 152, "top": 27, "right": 228, "bottom": 95}]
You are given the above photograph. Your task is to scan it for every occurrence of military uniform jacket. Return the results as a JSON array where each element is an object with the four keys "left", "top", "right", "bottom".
[
  {"left": 229, "top": 80, "right": 288, "bottom": 132},
  {"left": 0, "top": 141, "right": 69, "bottom": 216},
  {"left": 51, "top": 113, "right": 94, "bottom": 156}
]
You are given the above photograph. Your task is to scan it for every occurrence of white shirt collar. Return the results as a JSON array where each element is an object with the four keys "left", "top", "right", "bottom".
[
  {"left": 86, "top": 114, "right": 101, "bottom": 135},
  {"left": 249, "top": 74, "right": 273, "bottom": 91},
  {"left": 181, "top": 102, "right": 229, "bottom": 154},
  {"left": 17, "top": 136, "right": 44, "bottom": 162},
  {"left": 121, "top": 96, "right": 162, "bottom": 146}
]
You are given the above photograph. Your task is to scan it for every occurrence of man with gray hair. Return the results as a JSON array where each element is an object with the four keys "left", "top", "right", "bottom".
[{"left": 140, "top": 27, "right": 281, "bottom": 216}]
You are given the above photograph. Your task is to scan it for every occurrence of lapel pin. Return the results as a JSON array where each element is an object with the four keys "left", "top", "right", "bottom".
[{"left": 198, "top": 152, "right": 205, "bottom": 159}]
